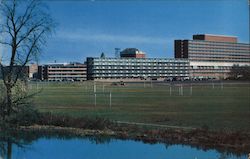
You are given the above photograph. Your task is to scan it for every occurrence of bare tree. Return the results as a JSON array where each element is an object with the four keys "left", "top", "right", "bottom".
[{"left": 0, "top": 0, "right": 54, "bottom": 121}]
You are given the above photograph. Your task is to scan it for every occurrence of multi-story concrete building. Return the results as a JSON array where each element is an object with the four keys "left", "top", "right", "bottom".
[
  {"left": 38, "top": 62, "right": 87, "bottom": 81},
  {"left": 28, "top": 64, "right": 38, "bottom": 78},
  {"left": 87, "top": 57, "right": 189, "bottom": 81},
  {"left": 175, "top": 34, "right": 250, "bottom": 79}
]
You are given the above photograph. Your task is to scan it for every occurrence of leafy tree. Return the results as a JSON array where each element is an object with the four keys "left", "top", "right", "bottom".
[
  {"left": 0, "top": 0, "right": 54, "bottom": 122},
  {"left": 228, "top": 65, "right": 250, "bottom": 80}
]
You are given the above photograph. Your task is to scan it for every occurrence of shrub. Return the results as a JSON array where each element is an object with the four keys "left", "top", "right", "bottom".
[
  {"left": 6, "top": 105, "right": 40, "bottom": 126},
  {"left": 37, "top": 113, "right": 114, "bottom": 130}
]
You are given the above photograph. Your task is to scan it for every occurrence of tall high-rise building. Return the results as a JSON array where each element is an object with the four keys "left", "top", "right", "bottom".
[
  {"left": 175, "top": 34, "right": 249, "bottom": 63},
  {"left": 175, "top": 34, "right": 250, "bottom": 79}
]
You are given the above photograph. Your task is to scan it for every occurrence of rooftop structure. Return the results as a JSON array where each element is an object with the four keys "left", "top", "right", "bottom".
[
  {"left": 193, "top": 34, "right": 237, "bottom": 43},
  {"left": 120, "top": 48, "right": 146, "bottom": 58}
]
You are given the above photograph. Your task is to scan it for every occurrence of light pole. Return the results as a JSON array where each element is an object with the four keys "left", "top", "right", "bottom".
[
  {"left": 109, "top": 92, "right": 112, "bottom": 109},
  {"left": 94, "top": 81, "right": 96, "bottom": 93},
  {"left": 94, "top": 93, "right": 96, "bottom": 107},
  {"left": 190, "top": 84, "right": 193, "bottom": 96}
]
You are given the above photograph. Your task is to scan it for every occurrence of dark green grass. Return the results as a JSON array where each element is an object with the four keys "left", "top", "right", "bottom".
[{"left": 29, "top": 81, "right": 250, "bottom": 131}]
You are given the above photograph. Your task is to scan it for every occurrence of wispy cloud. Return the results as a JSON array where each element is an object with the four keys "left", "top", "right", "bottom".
[{"left": 56, "top": 30, "right": 169, "bottom": 45}]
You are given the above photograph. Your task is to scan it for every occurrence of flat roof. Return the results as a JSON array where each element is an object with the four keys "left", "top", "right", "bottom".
[
  {"left": 194, "top": 34, "right": 238, "bottom": 38},
  {"left": 89, "top": 57, "right": 189, "bottom": 61},
  {"left": 189, "top": 39, "right": 250, "bottom": 45}
]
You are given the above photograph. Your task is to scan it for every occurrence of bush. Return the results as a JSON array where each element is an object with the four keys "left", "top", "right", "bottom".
[
  {"left": 200, "top": 124, "right": 209, "bottom": 132},
  {"left": 6, "top": 105, "right": 40, "bottom": 126},
  {"left": 37, "top": 113, "right": 114, "bottom": 130}
]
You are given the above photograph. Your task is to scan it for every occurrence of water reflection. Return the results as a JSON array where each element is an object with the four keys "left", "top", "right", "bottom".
[
  {"left": 0, "top": 131, "right": 29, "bottom": 159},
  {"left": 0, "top": 139, "right": 11, "bottom": 159},
  {"left": 0, "top": 131, "right": 247, "bottom": 159}
]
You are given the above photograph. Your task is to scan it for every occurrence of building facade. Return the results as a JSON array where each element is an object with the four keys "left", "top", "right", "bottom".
[
  {"left": 38, "top": 62, "right": 87, "bottom": 81},
  {"left": 87, "top": 57, "right": 189, "bottom": 80},
  {"left": 28, "top": 64, "right": 38, "bottom": 78},
  {"left": 175, "top": 34, "right": 250, "bottom": 79}
]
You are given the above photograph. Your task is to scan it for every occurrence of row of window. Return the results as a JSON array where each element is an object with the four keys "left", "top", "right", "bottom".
[
  {"left": 188, "top": 48, "right": 250, "bottom": 55},
  {"left": 191, "top": 67, "right": 231, "bottom": 70},
  {"left": 48, "top": 66, "right": 86, "bottom": 69},
  {"left": 93, "top": 66, "right": 189, "bottom": 69},
  {"left": 93, "top": 63, "right": 189, "bottom": 66},
  {"left": 189, "top": 57, "right": 249, "bottom": 61},
  {"left": 191, "top": 66, "right": 232, "bottom": 69},
  {"left": 191, "top": 60, "right": 249, "bottom": 63},
  {"left": 190, "top": 40, "right": 250, "bottom": 46},
  {"left": 191, "top": 70, "right": 230, "bottom": 73},
  {"left": 92, "top": 59, "right": 188, "bottom": 63},
  {"left": 94, "top": 70, "right": 188, "bottom": 73},
  {"left": 189, "top": 54, "right": 250, "bottom": 58},
  {"left": 48, "top": 70, "right": 86, "bottom": 72},
  {"left": 48, "top": 74, "right": 86, "bottom": 76},
  {"left": 94, "top": 74, "right": 188, "bottom": 77},
  {"left": 188, "top": 45, "right": 250, "bottom": 50}
]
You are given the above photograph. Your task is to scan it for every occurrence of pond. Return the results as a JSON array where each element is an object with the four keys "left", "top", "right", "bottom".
[{"left": 0, "top": 136, "right": 247, "bottom": 159}]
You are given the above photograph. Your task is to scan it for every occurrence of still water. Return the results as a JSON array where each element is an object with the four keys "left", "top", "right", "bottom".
[{"left": 1, "top": 137, "right": 246, "bottom": 159}]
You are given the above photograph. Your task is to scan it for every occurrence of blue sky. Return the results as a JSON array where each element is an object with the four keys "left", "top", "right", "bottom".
[{"left": 40, "top": 0, "right": 249, "bottom": 64}]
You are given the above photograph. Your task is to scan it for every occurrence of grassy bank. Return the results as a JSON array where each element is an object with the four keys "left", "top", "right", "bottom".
[
  {"left": 1, "top": 112, "right": 250, "bottom": 155},
  {"left": 18, "top": 113, "right": 250, "bottom": 155},
  {"left": 29, "top": 81, "right": 250, "bottom": 131}
]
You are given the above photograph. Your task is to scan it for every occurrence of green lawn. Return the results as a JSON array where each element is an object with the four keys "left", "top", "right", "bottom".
[{"left": 29, "top": 81, "right": 250, "bottom": 131}]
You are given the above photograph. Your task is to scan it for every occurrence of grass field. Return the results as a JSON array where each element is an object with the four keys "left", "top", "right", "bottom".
[{"left": 27, "top": 81, "right": 250, "bottom": 132}]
